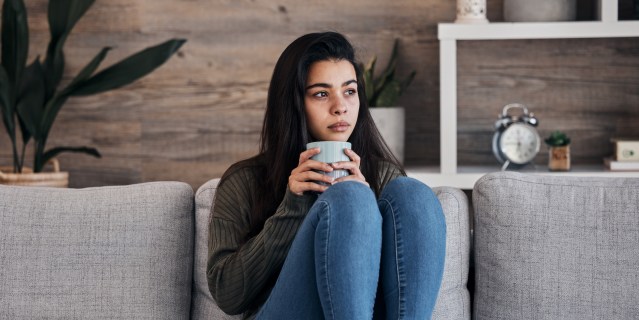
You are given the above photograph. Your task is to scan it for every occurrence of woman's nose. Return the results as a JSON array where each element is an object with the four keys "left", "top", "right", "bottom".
[{"left": 332, "top": 98, "right": 347, "bottom": 115}]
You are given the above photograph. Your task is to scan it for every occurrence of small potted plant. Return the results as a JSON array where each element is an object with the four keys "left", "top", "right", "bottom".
[
  {"left": 545, "top": 131, "right": 571, "bottom": 171},
  {"left": 360, "top": 39, "right": 416, "bottom": 164}
]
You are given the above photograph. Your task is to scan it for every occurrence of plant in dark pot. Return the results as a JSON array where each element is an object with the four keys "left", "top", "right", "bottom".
[
  {"left": 361, "top": 39, "right": 416, "bottom": 164},
  {"left": 545, "top": 131, "right": 571, "bottom": 171},
  {"left": 0, "top": 0, "right": 185, "bottom": 187}
]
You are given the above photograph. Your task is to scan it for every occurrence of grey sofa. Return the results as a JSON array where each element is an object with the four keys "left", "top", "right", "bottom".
[{"left": 1, "top": 172, "right": 637, "bottom": 319}]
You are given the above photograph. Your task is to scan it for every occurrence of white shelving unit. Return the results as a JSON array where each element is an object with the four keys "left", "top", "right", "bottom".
[{"left": 407, "top": 1, "right": 639, "bottom": 189}]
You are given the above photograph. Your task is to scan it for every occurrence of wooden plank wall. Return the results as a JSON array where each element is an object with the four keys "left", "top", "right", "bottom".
[{"left": 0, "top": 0, "right": 638, "bottom": 189}]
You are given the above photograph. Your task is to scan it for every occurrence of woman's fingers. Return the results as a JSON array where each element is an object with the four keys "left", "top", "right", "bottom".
[
  {"left": 331, "top": 148, "right": 367, "bottom": 185},
  {"left": 299, "top": 147, "right": 321, "bottom": 165},
  {"left": 335, "top": 174, "right": 370, "bottom": 187},
  {"left": 344, "top": 148, "right": 361, "bottom": 164},
  {"left": 292, "top": 159, "right": 333, "bottom": 175},
  {"left": 289, "top": 172, "right": 331, "bottom": 195},
  {"left": 289, "top": 150, "right": 334, "bottom": 195},
  {"left": 289, "top": 148, "right": 369, "bottom": 195}
]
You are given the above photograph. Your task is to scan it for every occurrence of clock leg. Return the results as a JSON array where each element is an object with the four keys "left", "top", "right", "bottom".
[{"left": 501, "top": 160, "right": 511, "bottom": 171}]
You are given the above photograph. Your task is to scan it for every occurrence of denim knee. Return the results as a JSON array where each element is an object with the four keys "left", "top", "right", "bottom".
[
  {"left": 380, "top": 177, "right": 444, "bottom": 224},
  {"left": 381, "top": 177, "right": 435, "bottom": 200},
  {"left": 317, "top": 181, "right": 381, "bottom": 227}
]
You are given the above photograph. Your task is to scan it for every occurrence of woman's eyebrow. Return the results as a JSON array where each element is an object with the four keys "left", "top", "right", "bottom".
[
  {"left": 306, "top": 79, "right": 357, "bottom": 90},
  {"left": 342, "top": 79, "right": 357, "bottom": 87},
  {"left": 306, "top": 83, "right": 331, "bottom": 90}
]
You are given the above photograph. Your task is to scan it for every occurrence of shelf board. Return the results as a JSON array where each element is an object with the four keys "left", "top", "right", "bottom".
[
  {"left": 407, "top": 165, "right": 639, "bottom": 189},
  {"left": 438, "top": 21, "right": 639, "bottom": 40}
]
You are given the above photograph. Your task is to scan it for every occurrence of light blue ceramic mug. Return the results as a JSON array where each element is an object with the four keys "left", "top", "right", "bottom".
[{"left": 306, "top": 141, "right": 352, "bottom": 183}]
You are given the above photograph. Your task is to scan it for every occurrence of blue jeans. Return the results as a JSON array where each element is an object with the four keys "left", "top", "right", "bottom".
[{"left": 256, "top": 177, "right": 446, "bottom": 320}]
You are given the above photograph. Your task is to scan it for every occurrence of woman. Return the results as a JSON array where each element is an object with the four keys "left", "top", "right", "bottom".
[{"left": 207, "top": 32, "right": 446, "bottom": 320}]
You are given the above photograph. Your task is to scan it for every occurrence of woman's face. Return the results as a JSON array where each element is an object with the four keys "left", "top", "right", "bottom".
[{"left": 304, "top": 59, "right": 360, "bottom": 142}]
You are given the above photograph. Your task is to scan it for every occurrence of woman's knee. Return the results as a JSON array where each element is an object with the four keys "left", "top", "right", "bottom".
[
  {"left": 380, "top": 177, "right": 444, "bottom": 225},
  {"left": 317, "top": 181, "right": 380, "bottom": 226},
  {"left": 382, "top": 177, "right": 437, "bottom": 202}
]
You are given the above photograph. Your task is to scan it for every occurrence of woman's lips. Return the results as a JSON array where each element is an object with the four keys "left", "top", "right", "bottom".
[{"left": 328, "top": 121, "right": 350, "bottom": 132}]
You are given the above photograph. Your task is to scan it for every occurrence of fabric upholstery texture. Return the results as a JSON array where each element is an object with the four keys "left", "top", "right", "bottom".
[
  {"left": 473, "top": 172, "right": 639, "bottom": 320},
  {"left": 192, "top": 179, "right": 239, "bottom": 320},
  {"left": 194, "top": 180, "right": 471, "bottom": 319},
  {"left": 432, "top": 187, "right": 471, "bottom": 320},
  {"left": 0, "top": 182, "right": 194, "bottom": 319}
]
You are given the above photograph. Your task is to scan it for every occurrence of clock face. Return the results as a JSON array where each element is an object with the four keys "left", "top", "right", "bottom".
[{"left": 498, "top": 123, "right": 540, "bottom": 164}]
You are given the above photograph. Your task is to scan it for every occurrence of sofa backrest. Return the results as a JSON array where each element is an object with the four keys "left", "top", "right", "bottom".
[
  {"left": 193, "top": 179, "right": 471, "bottom": 320},
  {"left": 473, "top": 172, "right": 639, "bottom": 320},
  {"left": 0, "top": 182, "right": 194, "bottom": 319}
]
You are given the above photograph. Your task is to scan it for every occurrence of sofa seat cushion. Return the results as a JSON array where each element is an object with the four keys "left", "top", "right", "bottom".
[
  {"left": 473, "top": 172, "right": 639, "bottom": 319},
  {"left": 0, "top": 182, "right": 194, "bottom": 319}
]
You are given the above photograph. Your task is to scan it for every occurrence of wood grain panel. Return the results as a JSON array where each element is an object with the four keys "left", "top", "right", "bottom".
[{"left": 1, "top": 0, "right": 638, "bottom": 189}]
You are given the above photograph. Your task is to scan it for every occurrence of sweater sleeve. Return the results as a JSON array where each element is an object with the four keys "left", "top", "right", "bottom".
[{"left": 206, "top": 167, "right": 316, "bottom": 315}]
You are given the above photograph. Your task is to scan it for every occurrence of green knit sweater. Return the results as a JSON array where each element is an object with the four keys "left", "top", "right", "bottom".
[{"left": 207, "top": 157, "right": 403, "bottom": 319}]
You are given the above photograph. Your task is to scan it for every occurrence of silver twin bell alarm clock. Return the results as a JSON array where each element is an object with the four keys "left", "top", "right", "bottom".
[{"left": 492, "top": 103, "right": 541, "bottom": 171}]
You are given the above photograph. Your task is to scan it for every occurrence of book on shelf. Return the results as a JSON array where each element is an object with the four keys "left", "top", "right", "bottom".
[
  {"left": 611, "top": 138, "right": 639, "bottom": 162},
  {"left": 604, "top": 157, "right": 639, "bottom": 171}
]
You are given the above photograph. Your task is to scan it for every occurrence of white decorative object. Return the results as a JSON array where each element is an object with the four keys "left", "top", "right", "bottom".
[
  {"left": 370, "top": 107, "right": 405, "bottom": 164},
  {"left": 455, "top": 0, "right": 489, "bottom": 24},
  {"left": 504, "top": 0, "right": 576, "bottom": 22}
]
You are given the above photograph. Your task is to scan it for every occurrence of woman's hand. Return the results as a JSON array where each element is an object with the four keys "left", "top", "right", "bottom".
[
  {"left": 288, "top": 148, "right": 335, "bottom": 195},
  {"left": 331, "top": 149, "right": 369, "bottom": 187}
]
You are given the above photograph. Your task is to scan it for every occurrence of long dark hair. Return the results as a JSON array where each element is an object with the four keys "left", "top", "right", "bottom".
[{"left": 221, "top": 32, "right": 404, "bottom": 235}]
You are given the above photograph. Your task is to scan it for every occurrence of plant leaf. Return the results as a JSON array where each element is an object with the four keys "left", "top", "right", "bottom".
[
  {"left": 362, "top": 56, "right": 376, "bottom": 106},
  {"left": 69, "top": 39, "right": 186, "bottom": 96},
  {"left": 1, "top": 0, "right": 29, "bottom": 86},
  {"left": 0, "top": 65, "right": 15, "bottom": 138},
  {"left": 44, "top": 0, "right": 96, "bottom": 98},
  {"left": 37, "top": 47, "right": 111, "bottom": 144},
  {"left": 16, "top": 58, "right": 46, "bottom": 140},
  {"left": 374, "top": 39, "right": 399, "bottom": 94},
  {"left": 48, "top": 0, "right": 95, "bottom": 41},
  {"left": 38, "top": 93, "right": 70, "bottom": 149},
  {"left": 398, "top": 71, "right": 416, "bottom": 96},
  {"left": 42, "top": 146, "right": 101, "bottom": 165},
  {"left": 63, "top": 46, "right": 111, "bottom": 94},
  {"left": 374, "top": 80, "right": 402, "bottom": 107}
]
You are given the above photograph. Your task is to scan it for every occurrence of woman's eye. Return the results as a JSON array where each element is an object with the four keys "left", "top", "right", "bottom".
[
  {"left": 345, "top": 89, "right": 356, "bottom": 96},
  {"left": 313, "top": 91, "right": 328, "bottom": 98}
]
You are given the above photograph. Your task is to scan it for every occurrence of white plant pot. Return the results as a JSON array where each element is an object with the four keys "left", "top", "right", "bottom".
[
  {"left": 370, "top": 107, "right": 405, "bottom": 164},
  {"left": 504, "top": 0, "right": 576, "bottom": 22}
]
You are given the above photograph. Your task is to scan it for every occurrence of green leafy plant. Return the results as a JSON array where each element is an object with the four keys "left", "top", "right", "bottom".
[
  {"left": 544, "top": 131, "right": 571, "bottom": 146},
  {"left": 0, "top": 0, "right": 185, "bottom": 173},
  {"left": 360, "top": 39, "right": 416, "bottom": 107}
]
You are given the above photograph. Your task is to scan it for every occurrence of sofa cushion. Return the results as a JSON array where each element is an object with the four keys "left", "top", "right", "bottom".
[
  {"left": 473, "top": 172, "right": 639, "bottom": 319},
  {"left": 193, "top": 179, "right": 470, "bottom": 320},
  {"left": 0, "top": 182, "right": 194, "bottom": 319}
]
